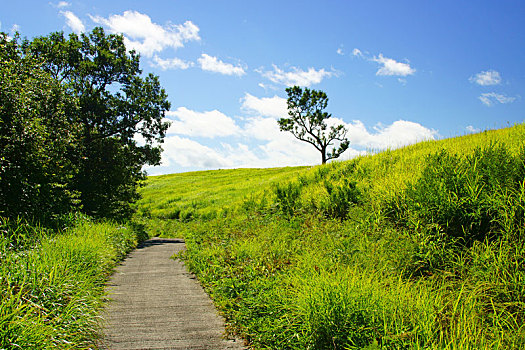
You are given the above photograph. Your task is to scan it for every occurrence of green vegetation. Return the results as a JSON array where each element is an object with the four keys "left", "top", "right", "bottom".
[
  {"left": 139, "top": 124, "right": 525, "bottom": 349},
  {"left": 0, "top": 215, "right": 143, "bottom": 349},
  {"left": 136, "top": 167, "right": 308, "bottom": 237},
  {"left": 1, "top": 28, "right": 164, "bottom": 348},
  {"left": 1, "top": 25, "right": 523, "bottom": 350},
  {"left": 1, "top": 28, "right": 169, "bottom": 224}
]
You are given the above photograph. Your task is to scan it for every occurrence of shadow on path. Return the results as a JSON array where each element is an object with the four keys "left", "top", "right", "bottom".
[{"left": 137, "top": 237, "right": 185, "bottom": 248}]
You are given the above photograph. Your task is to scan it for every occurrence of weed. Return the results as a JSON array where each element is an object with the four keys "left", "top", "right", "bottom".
[{"left": 140, "top": 124, "right": 525, "bottom": 349}]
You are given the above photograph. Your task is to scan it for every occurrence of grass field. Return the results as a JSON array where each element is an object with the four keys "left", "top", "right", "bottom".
[
  {"left": 135, "top": 166, "right": 309, "bottom": 237},
  {"left": 0, "top": 215, "right": 145, "bottom": 349},
  {"left": 138, "top": 124, "right": 525, "bottom": 349}
]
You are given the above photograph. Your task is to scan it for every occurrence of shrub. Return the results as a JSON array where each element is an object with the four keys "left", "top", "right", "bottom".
[
  {"left": 390, "top": 144, "right": 524, "bottom": 246},
  {"left": 274, "top": 182, "right": 302, "bottom": 218},
  {"left": 322, "top": 178, "right": 361, "bottom": 220}
]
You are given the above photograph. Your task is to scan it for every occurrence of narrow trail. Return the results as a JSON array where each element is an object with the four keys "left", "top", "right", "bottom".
[{"left": 100, "top": 237, "right": 245, "bottom": 350}]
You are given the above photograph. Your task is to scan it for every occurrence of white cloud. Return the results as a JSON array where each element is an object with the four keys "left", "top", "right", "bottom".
[
  {"left": 240, "top": 96, "right": 437, "bottom": 165},
  {"left": 466, "top": 125, "right": 480, "bottom": 133},
  {"left": 152, "top": 55, "right": 193, "bottom": 70},
  {"left": 160, "top": 136, "right": 231, "bottom": 169},
  {"left": 352, "top": 48, "right": 364, "bottom": 58},
  {"left": 60, "top": 11, "right": 85, "bottom": 34},
  {"left": 11, "top": 24, "right": 20, "bottom": 33},
  {"left": 470, "top": 70, "right": 501, "bottom": 86},
  {"left": 54, "top": 1, "right": 70, "bottom": 8},
  {"left": 240, "top": 93, "right": 287, "bottom": 119},
  {"left": 154, "top": 135, "right": 271, "bottom": 171},
  {"left": 166, "top": 107, "right": 241, "bottom": 138},
  {"left": 90, "top": 11, "right": 200, "bottom": 57},
  {"left": 257, "top": 64, "right": 336, "bottom": 87},
  {"left": 150, "top": 93, "right": 438, "bottom": 173},
  {"left": 337, "top": 47, "right": 344, "bottom": 55},
  {"left": 338, "top": 119, "right": 437, "bottom": 150},
  {"left": 352, "top": 49, "right": 415, "bottom": 79},
  {"left": 197, "top": 54, "right": 246, "bottom": 76},
  {"left": 372, "top": 54, "right": 415, "bottom": 76},
  {"left": 478, "top": 92, "right": 516, "bottom": 106}
]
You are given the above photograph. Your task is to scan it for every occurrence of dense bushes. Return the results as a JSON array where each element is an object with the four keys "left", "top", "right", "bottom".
[
  {"left": 321, "top": 178, "right": 361, "bottom": 220},
  {"left": 1, "top": 28, "right": 170, "bottom": 224},
  {"left": 0, "top": 33, "right": 80, "bottom": 224},
  {"left": 388, "top": 143, "right": 524, "bottom": 245}
]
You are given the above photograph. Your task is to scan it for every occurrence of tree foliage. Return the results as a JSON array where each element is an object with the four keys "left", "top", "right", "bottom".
[
  {"left": 0, "top": 33, "right": 79, "bottom": 223},
  {"left": 27, "top": 27, "right": 171, "bottom": 220},
  {"left": 278, "top": 86, "right": 349, "bottom": 164},
  {"left": 0, "top": 28, "right": 171, "bottom": 223}
]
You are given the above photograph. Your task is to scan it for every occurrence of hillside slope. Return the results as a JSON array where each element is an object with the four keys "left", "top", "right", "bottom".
[{"left": 137, "top": 124, "right": 525, "bottom": 349}]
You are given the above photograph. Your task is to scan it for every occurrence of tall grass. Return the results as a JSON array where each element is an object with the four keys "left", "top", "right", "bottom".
[
  {"left": 0, "top": 215, "right": 140, "bottom": 349},
  {"left": 139, "top": 124, "right": 525, "bottom": 349}
]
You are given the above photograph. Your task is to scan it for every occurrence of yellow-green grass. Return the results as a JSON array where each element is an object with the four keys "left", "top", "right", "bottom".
[
  {"left": 137, "top": 124, "right": 525, "bottom": 349},
  {"left": 297, "top": 124, "right": 525, "bottom": 215},
  {"left": 0, "top": 216, "right": 141, "bottom": 349},
  {"left": 139, "top": 167, "right": 309, "bottom": 217},
  {"left": 136, "top": 167, "right": 309, "bottom": 236}
]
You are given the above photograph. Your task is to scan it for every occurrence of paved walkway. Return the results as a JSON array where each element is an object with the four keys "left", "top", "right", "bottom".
[{"left": 100, "top": 237, "right": 245, "bottom": 350}]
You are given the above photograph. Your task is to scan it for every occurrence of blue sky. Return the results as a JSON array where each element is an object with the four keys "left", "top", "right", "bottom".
[{"left": 2, "top": 0, "right": 524, "bottom": 174}]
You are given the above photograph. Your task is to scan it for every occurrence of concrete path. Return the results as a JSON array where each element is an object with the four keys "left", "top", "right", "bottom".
[{"left": 100, "top": 237, "right": 245, "bottom": 350}]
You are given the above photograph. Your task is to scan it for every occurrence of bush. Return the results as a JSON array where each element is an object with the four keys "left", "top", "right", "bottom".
[
  {"left": 274, "top": 182, "right": 302, "bottom": 218},
  {"left": 389, "top": 144, "right": 524, "bottom": 245},
  {"left": 322, "top": 178, "right": 361, "bottom": 220}
]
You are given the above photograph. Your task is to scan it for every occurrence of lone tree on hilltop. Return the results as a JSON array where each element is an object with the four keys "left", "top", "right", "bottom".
[{"left": 278, "top": 86, "right": 349, "bottom": 164}]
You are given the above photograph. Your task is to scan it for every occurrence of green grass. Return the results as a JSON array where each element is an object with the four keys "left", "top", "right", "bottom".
[
  {"left": 136, "top": 167, "right": 309, "bottom": 237},
  {"left": 0, "top": 215, "right": 142, "bottom": 349},
  {"left": 137, "top": 124, "right": 525, "bottom": 349}
]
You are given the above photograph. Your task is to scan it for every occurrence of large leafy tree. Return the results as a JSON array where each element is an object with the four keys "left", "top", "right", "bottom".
[
  {"left": 27, "top": 27, "right": 171, "bottom": 220},
  {"left": 278, "top": 86, "right": 349, "bottom": 164},
  {"left": 0, "top": 33, "right": 79, "bottom": 223}
]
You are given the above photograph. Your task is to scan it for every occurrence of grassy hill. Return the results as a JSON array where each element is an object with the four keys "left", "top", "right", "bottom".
[{"left": 137, "top": 124, "right": 525, "bottom": 349}]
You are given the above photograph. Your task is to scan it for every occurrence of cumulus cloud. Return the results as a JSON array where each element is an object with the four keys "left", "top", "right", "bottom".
[
  {"left": 150, "top": 93, "right": 438, "bottom": 173},
  {"left": 470, "top": 70, "right": 502, "bottom": 86},
  {"left": 151, "top": 135, "right": 272, "bottom": 172},
  {"left": 372, "top": 54, "right": 415, "bottom": 77},
  {"left": 60, "top": 11, "right": 85, "bottom": 33},
  {"left": 90, "top": 11, "right": 200, "bottom": 57},
  {"left": 240, "top": 93, "right": 287, "bottom": 119},
  {"left": 257, "top": 64, "right": 336, "bottom": 87},
  {"left": 478, "top": 92, "right": 516, "bottom": 106},
  {"left": 159, "top": 135, "right": 231, "bottom": 169},
  {"left": 166, "top": 107, "right": 241, "bottom": 138},
  {"left": 164, "top": 116, "right": 436, "bottom": 172},
  {"left": 353, "top": 48, "right": 415, "bottom": 79},
  {"left": 343, "top": 119, "right": 437, "bottom": 150},
  {"left": 152, "top": 55, "right": 193, "bottom": 70},
  {"left": 197, "top": 54, "right": 246, "bottom": 76}
]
